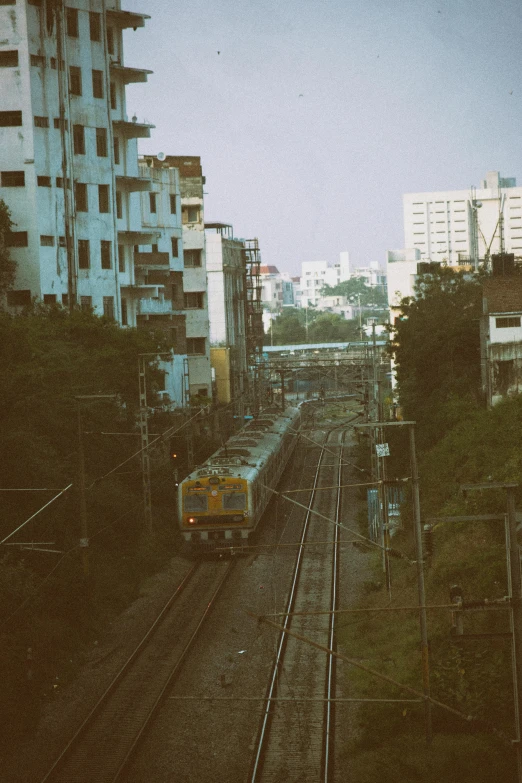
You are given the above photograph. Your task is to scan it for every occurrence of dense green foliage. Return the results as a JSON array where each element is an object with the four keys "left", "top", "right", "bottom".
[
  {"left": 321, "top": 275, "right": 388, "bottom": 307},
  {"left": 265, "top": 307, "right": 360, "bottom": 345},
  {"left": 390, "top": 268, "right": 483, "bottom": 440},
  {"left": 0, "top": 199, "right": 16, "bottom": 297},
  {"left": 0, "top": 306, "right": 178, "bottom": 755},
  {"left": 342, "top": 268, "right": 522, "bottom": 780}
]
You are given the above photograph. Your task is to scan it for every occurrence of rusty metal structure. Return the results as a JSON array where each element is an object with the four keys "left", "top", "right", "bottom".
[{"left": 244, "top": 238, "right": 264, "bottom": 365}]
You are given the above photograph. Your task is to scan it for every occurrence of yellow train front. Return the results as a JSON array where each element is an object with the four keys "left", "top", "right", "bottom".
[{"left": 178, "top": 406, "right": 301, "bottom": 552}]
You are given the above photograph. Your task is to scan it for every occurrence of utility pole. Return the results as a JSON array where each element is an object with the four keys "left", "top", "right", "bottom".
[
  {"left": 461, "top": 482, "right": 522, "bottom": 782},
  {"left": 138, "top": 355, "right": 153, "bottom": 531},
  {"left": 354, "top": 419, "right": 432, "bottom": 744},
  {"left": 77, "top": 402, "right": 89, "bottom": 577},
  {"left": 75, "top": 394, "right": 117, "bottom": 577}
]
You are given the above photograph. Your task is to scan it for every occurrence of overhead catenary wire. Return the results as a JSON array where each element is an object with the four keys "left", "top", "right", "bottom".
[
  {"left": 0, "top": 484, "right": 73, "bottom": 546},
  {"left": 262, "top": 482, "right": 414, "bottom": 564},
  {"left": 250, "top": 612, "right": 514, "bottom": 745}
]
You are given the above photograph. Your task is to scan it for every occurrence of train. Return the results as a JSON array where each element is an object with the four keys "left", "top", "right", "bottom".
[{"left": 177, "top": 405, "right": 301, "bottom": 552}]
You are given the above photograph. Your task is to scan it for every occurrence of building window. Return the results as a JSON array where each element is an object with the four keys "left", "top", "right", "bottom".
[
  {"left": 118, "top": 244, "right": 125, "bottom": 272},
  {"left": 62, "top": 294, "right": 69, "bottom": 306},
  {"left": 116, "top": 191, "right": 122, "bottom": 219},
  {"left": 170, "top": 194, "right": 177, "bottom": 214},
  {"left": 34, "top": 115, "right": 49, "bottom": 128},
  {"left": 106, "top": 27, "right": 115, "bottom": 54},
  {"left": 43, "top": 294, "right": 57, "bottom": 304},
  {"left": 149, "top": 192, "right": 157, "bottom": 214},
  {"left": 69, "top": 66, "right": 82, "bottom": 96},
  {"left": 30, "top": 54, "right": 45, "bottom": 68},
  {"left": 121, "top": 297, "right": 128, "bottom": 325},
  {"left": 75, "top": 182, "right": 88, "bottom": 212},
  {"left": 496, "top": 316, "right": 521, "bottom": 329},
  {"left": 89, "top": 11, "right": 101, "bottom": 41},
  {"left": 98, "top": 184, "right": 110, "bottom": 213},
  {"left": 92, "top": 69, "right": 104, "bottom": 99},
  {"left": 40, "top": 235, "right": 55, "bottom": 246},
  {"left": 78, "top": 239, "right": 90, "bottom": 269},
  {"left": 100, "top": 240, "right": 112, "bottom": 269},
  {"left": 56, "top": 177, "right": 71, "bottom": 189},
  {"left": 110, "top": 82, "right": 117, "bottom": 110},
  {"left": 50, "top": 57, "right": 57, "bottom": 69},
  {"left": 0, "top": 50, "right": 18, "bottom": 67},
  {"left": 6, "top": 232, "right": 28, "bottom": 247},
  {"left": 53, "top": 117, "right": 68, "bottom": 130},
  {"left": 66, "top": 7, "right": 79, "bottom": 37},
  {"left": 182, "top": 205, "right": 200, "bottom": 224},
  {"left": 184, "top": 249, "right": 201, "bottom": 268},
  {"left": 96, "top": 127, "right": 108, "bottom": 157},
  {"left": 186, "top": 337, "right": 206, "bottom": 355},
  {"left": 58, "top": 236, "right": 66, "bottom": 248},
  {"left": 171, "top": 237, "right": 179, "bottom": 257},
  {"left": 80, "top": 296, "right": 92, "bottom": 310},
  {"left": 0, "top": 111, "right": 22, "bottom": 127},
  {"left": 184, "top": 292, "right": 204, "bottom": 309},
  {"left": 7, "top": 290, "right": 31, "bottom": 306},
  {"left": 1, "top": 171, "right": 25, "bottom": 187},
  {"left": 113, "top": 136, "right": 120, "bottom": 164},
  {"left": 151, "top": 243, "right": 158, "bottom": 253},
  {"left": 73, "top": 124, "right": 85, "bottom": 154},
  {"left": 0, "top": 0, "right": 17, "bottom": 5},
  {"left": 103, "top": 296, "right": 115, "bottom": 319}
]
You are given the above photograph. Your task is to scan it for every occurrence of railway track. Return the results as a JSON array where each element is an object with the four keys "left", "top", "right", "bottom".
[
  {"left": 39, "top": 558, "right": 235, "bottom": 783},
  {"left": 249, "top": 428, "right": 345, "bottom": 782}
]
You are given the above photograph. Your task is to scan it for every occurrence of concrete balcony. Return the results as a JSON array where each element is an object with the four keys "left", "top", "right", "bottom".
[
  {"left": 138, "top": 298, "right": 179, "bottom": 315},
  {"left": 106, "top": 9, "right": 150, "bottom": 29},
  {"left": 113, "top": 119, "right": 154, "bottom": 139},
  {"left": 110, "top": 63, "right": 153, "bottom": 85},
  {"left": 134, "top": 252, "right": 170, "bottom": 269},
  {"left": 118, "top": 229, "right": 160, "bottom": 246},
  {"left": 116, "top": 175, "right": 152, "bottom": 192}
]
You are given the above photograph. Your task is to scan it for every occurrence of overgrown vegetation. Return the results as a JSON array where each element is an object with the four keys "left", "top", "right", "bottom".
[
  {"left": 0, "top": 198, "right": 16, "bottom": 297},
  {"left": 0, "top": 305, "right": 211, "bottom": 755},
  {"left": 265, "top": 306, "right": 360, "bottom": 345},
  {"left": 341, "top": 268, "right": 520, "bottom": 780}
]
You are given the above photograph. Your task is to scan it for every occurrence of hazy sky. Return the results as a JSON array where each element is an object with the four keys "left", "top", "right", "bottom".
[{"left": 122, "top": 0, "right": 522, "bottom": 275}]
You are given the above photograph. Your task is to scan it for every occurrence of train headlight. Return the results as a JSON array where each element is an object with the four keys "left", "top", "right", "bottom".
[{"left": 188, "top": 517, "right": 197, "bottom": 525}]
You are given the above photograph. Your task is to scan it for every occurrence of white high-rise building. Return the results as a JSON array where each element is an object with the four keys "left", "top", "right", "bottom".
[
  {"left": 300, "top": 252, "right": 350, "bottom": 306},
  {"left": 404, "top": 171, "right": 522, "bottom": 265},
  {"left": 0, "top": 1, "right": 161, "bottom": 321}
]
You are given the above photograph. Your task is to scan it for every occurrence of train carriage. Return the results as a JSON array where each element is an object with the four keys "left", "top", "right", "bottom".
[{"left": 178, "top": 406, "right": 301, "bottom": 552}]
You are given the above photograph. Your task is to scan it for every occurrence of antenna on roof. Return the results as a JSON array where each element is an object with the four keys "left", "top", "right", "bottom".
[{"left": 157, "top": 151, "right": 166, "bottom": 162}]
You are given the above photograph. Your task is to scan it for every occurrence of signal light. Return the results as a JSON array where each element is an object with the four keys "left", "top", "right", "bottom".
[{"left": 188, "top": 517, "right": 197, "bottom": 524}]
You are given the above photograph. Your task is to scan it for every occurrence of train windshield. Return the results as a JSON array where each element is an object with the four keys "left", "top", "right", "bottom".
[
  {"left": 184, "top": 494, "right": 208, "bottom": 512},
  {"left": 222, "top": 493, "right": 246, "bottom": 510}
]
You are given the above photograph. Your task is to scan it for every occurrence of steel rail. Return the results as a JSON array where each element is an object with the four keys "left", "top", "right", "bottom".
[
  {"left": 39, "top": 559, "right": 235, "bottom": 783},
  {"left": 112, "top": 558, "right": 235, "bottom": 781},
  {"left": 249, "top": 433, "right": 329, "bottom": 782},
  {"left": 322, "top": 429, "right": 345, "bottom": 782}
]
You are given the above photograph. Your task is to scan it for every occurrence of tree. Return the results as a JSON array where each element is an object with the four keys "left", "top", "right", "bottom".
[
  {"left": 0, "top": 199, "right": 16, "bottom": 298},
  {"left": 307, "top": 312, "right": 359, "bottom": 343},
  {"left": 321, "top": 276, "right": 387, "bottom": 307},
  {"left": 264, "top": 309, "right": 306, "bottom": 345},
  {"left": 390, "top": 267, "right": 483, "bottom": 443}
]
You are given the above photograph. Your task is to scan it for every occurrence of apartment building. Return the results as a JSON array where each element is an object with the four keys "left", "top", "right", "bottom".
[
  {"left": 260, "top": 265, "right": 283, "bottom": 312},
  {"left": 205, "top": 222, "right": 248, "bottom": 405},
  {"left": 404, "top": 171, "right": 522, "bottom": 265},
  {"left": 300, "top": 254, "right": 350, "bottom": 306},
  {"left": 0, "top": 0, "right": 160, "bottom": 321},
  {"left": 141, "top": 155, "right": 212, "bottom": 400}
]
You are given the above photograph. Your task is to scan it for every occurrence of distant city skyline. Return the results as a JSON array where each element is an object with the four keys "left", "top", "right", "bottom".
[{"left": 123, "top": 0, "right": 522, "bottom": 275}]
